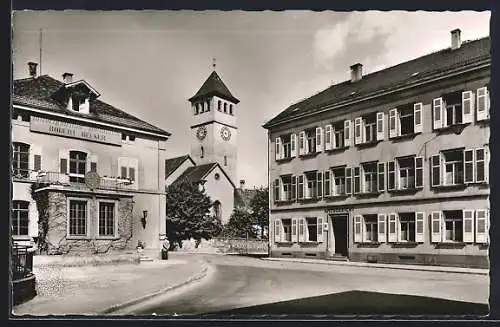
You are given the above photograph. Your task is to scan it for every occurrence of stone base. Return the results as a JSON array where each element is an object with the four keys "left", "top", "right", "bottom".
[{"left": 12, "top": 274, "right": 37, "bottom": 305}]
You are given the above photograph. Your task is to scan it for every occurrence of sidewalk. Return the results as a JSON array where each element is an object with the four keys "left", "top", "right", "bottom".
[
  {"left": 12, "top": 253, "right": 209, "bottom": 316},
  {"left": 261, "top": 257, "right": 489, "bottom": 276}
]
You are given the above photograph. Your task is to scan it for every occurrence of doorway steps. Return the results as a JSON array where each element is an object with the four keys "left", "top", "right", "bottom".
[{"left": 327, "top": 254, "right": 349, "bottom": 262}]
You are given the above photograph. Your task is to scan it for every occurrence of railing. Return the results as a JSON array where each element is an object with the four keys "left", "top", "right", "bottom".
[
  {"left": 12, "top": 170, "right": 136, "bottom": 191},
  {"left": 11, "top": 243, "right": 34, "bottom": 280}
]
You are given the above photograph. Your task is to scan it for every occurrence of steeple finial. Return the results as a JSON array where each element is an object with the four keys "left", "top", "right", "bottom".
[{"left": 212, "top": 58, "right": 216, "bottom": 70}]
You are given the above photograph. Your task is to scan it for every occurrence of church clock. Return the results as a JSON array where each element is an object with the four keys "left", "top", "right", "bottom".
[
  {"left": 196, "top": 126, "right": 207, "bottom": 140},
  {"left": 220, "top": 126, "right": 231, "bottom": 141}
]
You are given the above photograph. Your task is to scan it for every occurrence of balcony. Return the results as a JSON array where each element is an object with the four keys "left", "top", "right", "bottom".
[{"left": 12, "top": 170, "right": 136, "bottom": 191}]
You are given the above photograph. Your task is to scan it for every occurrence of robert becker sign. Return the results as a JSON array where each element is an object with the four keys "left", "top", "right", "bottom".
[{"left": 30, "top": 116, "right": 122, "bottom": 146}]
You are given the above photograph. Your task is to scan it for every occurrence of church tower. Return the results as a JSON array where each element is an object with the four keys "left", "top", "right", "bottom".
[{"left": 189, "top": 64, "right": 239, "bottom": 183}]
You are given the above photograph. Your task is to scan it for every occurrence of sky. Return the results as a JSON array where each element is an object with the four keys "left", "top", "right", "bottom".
[{"left": 12, "top": 10, "right": 491, "bottom": 188}]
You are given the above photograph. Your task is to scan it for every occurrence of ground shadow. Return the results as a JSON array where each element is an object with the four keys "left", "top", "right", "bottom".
[{"left": 203, "top": 290, "right": 488, "bottom": 318}]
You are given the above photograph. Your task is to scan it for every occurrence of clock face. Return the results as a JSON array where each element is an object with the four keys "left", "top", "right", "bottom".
[
  {"left": 196, "top": 126, "right": 207, "bottom": 140},
  {"left": 220, "top": 127, "right": 231, "bottom": 141}
]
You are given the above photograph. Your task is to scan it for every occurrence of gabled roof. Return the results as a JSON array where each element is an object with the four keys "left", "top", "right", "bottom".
[
  {"left": 165, "top": 155, "right": 195, "bottom": 178},
  {"left": 64, "top": 80, "right": 101, "bottom": 97},
  {"left": 188, "top": 71, "right": 240, "bottom": 104},
  {"left": 263, "top": 36, "right": 490, "bottom": 129},
  {"left": 13, "top": 75, "right": 171, "bottom": 137},
  {"left": 173, "top": 162, "right": 236, "bottom": 189}
]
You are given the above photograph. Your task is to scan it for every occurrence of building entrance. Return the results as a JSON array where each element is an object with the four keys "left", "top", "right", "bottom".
[{"left": 332, "top": 215, "right": 348, "bottom": 257}]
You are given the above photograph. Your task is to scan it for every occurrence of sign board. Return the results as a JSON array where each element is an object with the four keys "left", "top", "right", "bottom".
[
  {"left": 325, "top": 208, "right": 350, "bottom": 215},
  {"left": 30, "top": 116, "right": 122, "bottom": 146},
  {"left": 85, "top": 172, "right": 101, "bottom": 189}
]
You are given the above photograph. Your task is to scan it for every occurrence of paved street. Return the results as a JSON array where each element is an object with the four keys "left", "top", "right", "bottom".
[{"left": 117, "top": 254, "right": 489, "bottom": 316}]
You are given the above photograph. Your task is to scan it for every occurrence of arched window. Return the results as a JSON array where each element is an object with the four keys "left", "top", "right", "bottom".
[
  {"left": 217, "top": 100, "right": 222, "bottom": 111},
  {"left": 69, "top": 150, "right": 87, "bottom": 183},
  {"left": 213, "top": 201, "right": 222, "bottom": 220},
  {"left": 223, "top": 103, "right": 227, "bottom": 113},
  {"left": 224, "top": 155, "right": 228, "bottom": 166},
  {"left": 200, "top": 146, "right": 204, "bottom": 159},
  {"left": 12, "top": 142, "right": 30, "bottom": 178},
  {"left": 229, "top": 104, "right": 233, "bottom": 115}
]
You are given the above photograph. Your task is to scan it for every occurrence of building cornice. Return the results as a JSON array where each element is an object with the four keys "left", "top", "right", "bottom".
[
  {"left": 264, "top": 59, "right": 491, "bottom": 129},
  {"left": 13, "top": 103, "right": 171, "bottom": 140}
]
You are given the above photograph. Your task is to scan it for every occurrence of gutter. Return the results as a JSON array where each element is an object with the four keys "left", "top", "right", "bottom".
[{"left": 263, "top": 60, "right": 491, "bottom": 129}]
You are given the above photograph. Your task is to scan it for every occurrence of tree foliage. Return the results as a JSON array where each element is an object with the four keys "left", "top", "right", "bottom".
[
  {"left": 249, "top": 187, "right": 269, "bottom": 239},
  {"left": 166, "top": 178, "right": 222, "bottom": 250},
  {"left": 222, "top": 208, "right": 259, "bottom": 238}
]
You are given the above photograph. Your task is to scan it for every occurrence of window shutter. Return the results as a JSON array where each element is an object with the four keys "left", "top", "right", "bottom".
[
  {"left": 344, "top": 120, "right": 351, "bottom": 147},
  {"left": 475, "top": 148, "right": 486, "bottom": 183},
  {"left": 317, "top": 171, "right": 323, "bottom": 198},
  {"left": 415, "top": 212, "right": 425, "bottom": 243},
  {"left": 377, "top": 162, "right": 385, "bottom": 192},
  {"left": 464, "top": 149, "right": 475, "bottom": 183},
  {"left": 298, "top": 218, "right": 305, "bottom": 242},
  {"left": 389, "top": 108, "right": 398, "bottom": 138},
  {"left": 484, "top": 147, "right": 489, "bottom": 184},
  {"left": 345, "top": 167, "right": 352, "bottom": 195},
  {"left": 275, "top": 137, "right": 281, "bottom": 160},
  {"left": 298, "top": 175, "right": 304, "bottom": 199},
  {"left": 290, "top": 133, "right": 297, "bottom": 157},
  {"left": 462, "top": 91, "right": 474, "bottom": 123},
  {"left": 415, "top": 157, "right": 424, "bottom": 188},
  {"left": 387, "top": 161, "right": 396, "bottom": 191},
  {"left": 324, "top": 170, "right": 331, "bottom": 197},
  {"left": 433, "top": 98, "right": 443, "bottom": 130},
  {"left": 354, "top": 215, "right": 362, "bottom": 243},
  {"left": 30, "top": 144, "right": 42, "bottom": 172},
  {"left": 377, "top": 213, "right": 387, "bottom": 243},
  {"left": 298, "top": 131, "right": 305, "bottom": 156},
  {"left": 414, "top": 103, "right": 423, "bottom": 133},
  {"left": 59, "top": 149, "right": 69, "bottom": 174},
  {"left": 388, "top": 213, "right": 397, "bottom": 242},
  {"left": 376, "top": 112, "right": 385, "bottom": 141},
  {"left": 316, "top": 127, "right": 323, "bottom": 152},
  {"left": 279, "top": 177, "right": 285, "bottom": 201},
  {"left": 273, "top": 179, "right": 280, "bottom": 202},
  {"left": 476, "top": 87, "right": 489, "bottom": 121},
  {"left": 431, "top": 211, "right": 442, "bottom": 243},
  {"left": 90, "top": 154, "right": 98, "bottom": 173},
  {"left": 354, "top": 117, "right": 363, "bottom": 144},
  {"left": 463, "top": 209, "right": 474, "bottom": 243},
  {"left": 331, "top": 125, "right": 337, "bottom": 149},
  {"left": 353, "top": 166, "right": 361, "bottom": 194},
  {"left": 431, "top": 154, "right": 441, "bottom": 187},
  {"left": 292, "top": 218, "right": 297, "bottom": 242},
  {"left": 291, "top": 176, "right": 297, "bottom": 200},
  {"left": 317, "top": 217, "right": 324, "bottom": 243},
  {"left": 475, "top": 209, "right": 488, "bottom": 244},
  {"left": 324, "top": 125, "right": 332, "bottom": 150},
  {"left": 274, "top": 220, "right": 282, "bottom": 243}
]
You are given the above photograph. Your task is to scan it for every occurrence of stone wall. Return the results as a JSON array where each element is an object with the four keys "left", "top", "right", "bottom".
[
  {"left": 43, "top": 191, "right": 135, "bottom": 255},
  {"left": 174, "top": 237, "right": 269, "bottom": 255}
]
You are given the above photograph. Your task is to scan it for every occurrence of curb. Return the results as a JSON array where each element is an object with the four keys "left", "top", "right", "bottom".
[
  {"left": 99, "top": 260, "right": 210, "bottom": 314},
  {"left": 261, "top": 258, "right": 489, "bottom": 276}
]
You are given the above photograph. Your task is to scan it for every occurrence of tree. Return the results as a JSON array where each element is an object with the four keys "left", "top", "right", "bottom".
[
  {"left": 249, "top": 187, "right": 269, "bottom": 239},
  {"left": 165, "top": 178, "right": 221, "bottom": 250},
  {"left": 223, "top": 208, "right": 258, "bottom": 238}
]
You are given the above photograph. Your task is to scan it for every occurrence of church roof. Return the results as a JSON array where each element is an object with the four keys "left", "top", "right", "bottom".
[
  {"left": 188, "top": 71, "right": 240, "bottom": 104},
  {"left": 165, "top": 155, "right": 195, "bottom": 178},
  {"left": 173, "top": 162, "right": 236, "bottom": 189}
]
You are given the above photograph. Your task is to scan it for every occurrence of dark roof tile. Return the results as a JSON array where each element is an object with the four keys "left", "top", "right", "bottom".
[
  {"left": 264, "top": 37, "right": 490, "bottom": 128},
  {"left": 165, "top": 155, "right": 193, "bottom": 178},
  {"left": 188, "top": 71, "right": 239, "bottom": 104},
  {"left": 173, "top": 163, "right": 218, "bottom": 184}
]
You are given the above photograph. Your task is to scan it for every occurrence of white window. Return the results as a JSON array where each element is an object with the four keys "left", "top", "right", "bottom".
[
  {"left": 353, "top": 166, "right": 361, "bottom": 194},
  {"left": 306, "top": 129, "right": 316, "bottom": 154},
  {"left": 463, "top": 209, "right": 474, "bottom": 243},
  {"left": 275, "top": 135, "right": 292, "bottom": 160},
  {"left": 345, "top": 167, "right": 352, "bottom": 195},
  {"left": 363, "top": 214, "right": 378, "bottom": 243},
  {"left": 333, "top": 121, "right": 345, "bottom": 149},
  {"left": 68, "top": 199, "right": 88, "bottom": 237},
  {"left": 398, "top": 213, "right": 416, "bottom": 242},
  {"left": 118, "top": 157, "right": 139, "bottom": 187},
  {"left": 476, "top": 86, "right": 490, "bottom": 121},
  {"left": 362, "top": 162, "right": 377, "bottom": 193},
  {"left": 433, "top": 98, "right": 443, "bottom": 130},
  {"left": 69, "top": 150, "right": 88, "bottom": 183},
  {"left": 475, "top": 148, "right": 487, "bottom": 183},
  {"left": 98, "top": 201, "right": 117, "bottom": 237},
  {"left": 443, "top": 210, "right": 463, "bottom": 242},
  {"left": 444, "top": 92, "right": 463, "bottom": 127},
  {"left": 475, "top": 209, "right": 489, "bottom": 244},
  {"left": 298, "top": 218, "right": 305, "bottom": 242},
  {"left": 462, "top": 91, "right": 474, "bottom": 123},
  {"left": 291, "top": 218, "right": 298, "bottom": 242},
  {"left": 275, "top": 137, "right": 282, "bottom": 160},
  {"left": 273, "top": 179, "right": 280, "bottom": 202},
  {"left": 12, "top": 143, "right": 30, "bottom": 178},
  {"left": 354, "top": 113, "right": 378, "bottom": 145},
  {"left": 390, "top": 104, "right": 422, "bottom": 138},
  {"left": 281, "top": 219, "right": 292, "bottom": 242},
  {"left": 377, "top": 213, "right": 386, "bottom": 243},
  {"left": 290, "top": 133, "right": 297, "bottom": 157},
  {"left": 12, "top": 200, "right": 29, "bottom": 236},
  {"left": 324, "top": 170, "right": 331, "bottom": 197},
  {"left": 317, "top": 171, "right": 323, "bottom": 198},
  {"left": 344, "top": 120, "right": 351, "bottom": 147},
  {"left": 298, "top": 131, "right": 306, "bottom": 156},
  {"left": 377, "top": 162, "right": 385, "bottom": 192},
  {"left": 325, "top": 125, "right": 333, "bottom": 150},
  {"left": 304, "top": 171, "right": 317, "bottom": 199},
  {"left": 280, "top": 175, "right": 293, "bottom": 201},
  {"left": 443, "top": 150, "right": 464, "bottom": 186},
  {"left": 298, "top": 175, "right": 304, "bottom": 199},
  {"left": 415, "top": 212, "right": 425, "bottom": 243},
  {"left": 354, "top": 215, "right": 362, "bottom": 243},
  {"left": 274, "top": 219, "right": 282, "bottom": 243},
  {"left": 388, "top": 213, "right": 398, "bottom": 242},
  {"left": 315, "top": 127, "right": 324, "bottom": 152},
  {"left": 332, "top": 167, "right": 346, "bottom": 196},
  {"left": 398, "top": 157, "right": 415, "bottom": 190},
  {"left": 291, "top": 176, "right": 297, "bottom": 200},
  {"left": 387, "top": 161, "right": 396, "bottom": 191},
  {"left": 305, "top": 217, "right": 319, "bottom": 242}
]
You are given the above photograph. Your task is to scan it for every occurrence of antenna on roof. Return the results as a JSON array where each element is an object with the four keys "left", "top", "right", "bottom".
[
  {"left": 39, "top": 29, "right": 43, "bottom": 76},
  {"left": 212, "top": 58, "right": 216, "bottom": 71}
]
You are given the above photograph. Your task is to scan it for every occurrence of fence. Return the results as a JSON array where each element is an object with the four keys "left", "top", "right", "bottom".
[{"left": 11, "top": 243, "right": 34, "bottom": 280}]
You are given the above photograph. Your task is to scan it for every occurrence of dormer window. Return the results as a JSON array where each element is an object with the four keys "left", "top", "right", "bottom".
[{"left": 63, "top": 79, "right": 100, "bottom": 115}]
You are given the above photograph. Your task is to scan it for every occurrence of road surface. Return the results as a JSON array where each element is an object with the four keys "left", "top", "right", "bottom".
[{"left": 115, "top": 254, "right": 489, "bottom": 316}]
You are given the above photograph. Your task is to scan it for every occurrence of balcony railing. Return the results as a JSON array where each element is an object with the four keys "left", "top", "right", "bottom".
[
  {"left": 11, "top": 242, "right": 34, "bottom": 280},
  {"left": 12, "top": 170, "right": 136, "bottom": 191}
]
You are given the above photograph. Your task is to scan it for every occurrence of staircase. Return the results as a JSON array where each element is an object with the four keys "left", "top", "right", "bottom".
[{"left": 327, "top": 254, "right": 349, "bottom": 262}]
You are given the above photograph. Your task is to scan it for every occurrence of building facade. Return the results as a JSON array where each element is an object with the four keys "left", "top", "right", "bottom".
[
  {"left": 12, "top": 63, "right": 170, "bottom": 254},
  {"left": 263, "top": 29, "right": 490, "bottom": 268}
]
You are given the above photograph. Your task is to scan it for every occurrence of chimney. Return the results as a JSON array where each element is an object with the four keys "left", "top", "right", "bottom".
[
  {"left": 350, "top": 63, "right": 363, "bottom": 83},
  {"left": 451, "top": 28, "right": 462, "bottom": 50},
  {"left": 62, "top": 72, "right": 73, "bottom": 84},
  {"left": 28, "top": 62, "right": 38, "bottom": 78},
  {"left": 239, "top": 179, "right": 245, "bottom": 189}
]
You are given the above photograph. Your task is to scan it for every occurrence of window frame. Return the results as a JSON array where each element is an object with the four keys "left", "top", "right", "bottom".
[
  {"left": 67, "top": 197, "right": 90, "bottom": 239},
  {"left": 12, "top": 142, "right": 30, "bottom": 178},
  {"left": 97, "top": 200, "right": 119, "bottom": 239},
  {"left": 12, "top": 200, "right": 30, "bottom": 237}
]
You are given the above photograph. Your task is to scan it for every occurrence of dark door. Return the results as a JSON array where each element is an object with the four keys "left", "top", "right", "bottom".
[{"left": 333, "top": 215, "right": 348, "bottom": 257}]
